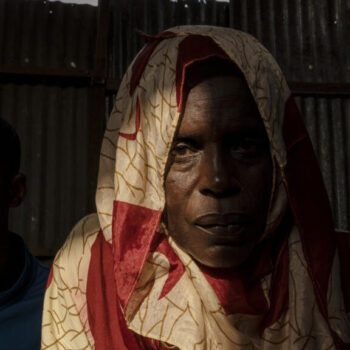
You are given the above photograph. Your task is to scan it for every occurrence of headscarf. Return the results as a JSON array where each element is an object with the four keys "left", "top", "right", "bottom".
[{"left": 42, "top": 26, "right": 350, "bottom": 350}]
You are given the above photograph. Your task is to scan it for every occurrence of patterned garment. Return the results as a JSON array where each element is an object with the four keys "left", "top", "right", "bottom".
[{"left": 41, "top": 26, "right": 350, "bottom": 350}]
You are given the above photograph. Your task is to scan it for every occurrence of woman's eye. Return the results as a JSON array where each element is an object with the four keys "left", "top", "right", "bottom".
[
  {"left": 174, "top": 145, "right": 190, "bottom": 155},
  {"left": 171, "top": 143, "right": 197, "bottom": 161},
  {"left": 230, "top": 138, "right": 265, "bottom": 157}
]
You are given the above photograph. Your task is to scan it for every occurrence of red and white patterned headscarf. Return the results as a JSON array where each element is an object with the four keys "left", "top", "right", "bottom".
[{"left": 42, "top": 26, "right": 350, "bottom": 350}]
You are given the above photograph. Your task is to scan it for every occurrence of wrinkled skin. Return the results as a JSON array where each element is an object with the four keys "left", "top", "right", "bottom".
[{"left": 164, "top": 76, "right": 273, "bottom": 268}]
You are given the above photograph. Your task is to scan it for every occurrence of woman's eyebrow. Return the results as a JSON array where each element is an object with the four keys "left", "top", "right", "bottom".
[
  {"left": 228, "top": 128, "right": 267, "bottom": 137},
  {"left": 175, "top": 131, "right": 204, "bottom": 140},
  {"left": 173, "top": 136, "right": 202, "bottom": 147},
  {"left": 175, "top": 126, "right": 267, "bottom": 138}
]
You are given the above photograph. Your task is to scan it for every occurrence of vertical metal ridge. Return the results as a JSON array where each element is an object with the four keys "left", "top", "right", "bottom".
[
  {"left": 31, "top": 1, "right": 45, "bottom": 67},
  {"left": 316, "top": 1, "right": 330, "bottom": 81},
  {"left": 211, "top": 0, "right": 218, "bottom": 25},
  {"left": 290, "top": 0, "right": 303, "bottom": 81},
  {"left": 305, "top": 0, "right": 317, "bottom": 82},
  {"left": 316, "top": 98, "right": 335, "bottom": 210},
  {"left": 342, "top": 99, "right": 350, "bottom": 229},
  {"left": 0, "top": 1, "right": 6, "bottom": 65},
  {"left": 199, "top": 0, "right": 206, "bottom": 24},
  {"left": 331, "top": 98, "right": 348, "bottom": 229},
  {"left": 240, "top": 0, "right": 248, "bottom": 32}
]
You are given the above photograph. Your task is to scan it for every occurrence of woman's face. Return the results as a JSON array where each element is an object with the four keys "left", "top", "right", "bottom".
[{"left": 164, "top": 76, "right": 273, "bottom": 268}]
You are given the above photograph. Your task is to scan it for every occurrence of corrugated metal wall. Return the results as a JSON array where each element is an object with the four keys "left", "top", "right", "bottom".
[
  {"left": 0, "top": 0, "right": 97, "bottom": 256},
  {"left": 107, "top": 0, "right": 350, "bottom": 230}
]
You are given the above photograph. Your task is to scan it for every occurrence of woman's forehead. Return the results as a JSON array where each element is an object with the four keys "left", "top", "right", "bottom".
[
  {"left": 178, "top": 76, "right": 264, "bottom": 139},
  {"left": 186, "top": 75, "right": 251, "bottom": 101}
]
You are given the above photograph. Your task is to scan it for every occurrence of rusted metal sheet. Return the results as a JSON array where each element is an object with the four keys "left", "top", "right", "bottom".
[{"left": 0, "top": 0, "right": 97, "bottom": 73}]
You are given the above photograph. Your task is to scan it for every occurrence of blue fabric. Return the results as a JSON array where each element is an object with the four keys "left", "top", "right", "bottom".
[{"left": 0, "top": 234, "right": 49, "bottom": 350}]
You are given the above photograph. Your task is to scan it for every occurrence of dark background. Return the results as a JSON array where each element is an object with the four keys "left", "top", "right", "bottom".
[{"left": 0, "top": 0, "right": 349, "bottom": 261}]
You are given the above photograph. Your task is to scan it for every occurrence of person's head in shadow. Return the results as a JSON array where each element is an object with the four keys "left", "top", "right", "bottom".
[
  {"left": 0, "top": 118, "right": 26, "bottom": 291},
  {"left": 0, "top": 118, "right": 49, "bottom": 349}
]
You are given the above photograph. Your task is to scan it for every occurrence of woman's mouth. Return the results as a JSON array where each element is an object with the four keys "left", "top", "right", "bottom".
[{"left": 193, "top": 213, "right": 248, "bottom": 245}]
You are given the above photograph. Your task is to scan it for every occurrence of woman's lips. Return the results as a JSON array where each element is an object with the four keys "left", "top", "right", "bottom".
[{"left": 193, "top": 213, "right": 248, "bottom": 245}]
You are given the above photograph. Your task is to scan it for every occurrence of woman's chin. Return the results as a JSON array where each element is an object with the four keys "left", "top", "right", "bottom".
[{"left": 191, "top": 244, "right": 253, "bottom": 269}]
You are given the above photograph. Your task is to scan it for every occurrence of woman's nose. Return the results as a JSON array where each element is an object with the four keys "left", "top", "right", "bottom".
[{"left": 198, "top": 144, "right": 241, "bottom": 198}]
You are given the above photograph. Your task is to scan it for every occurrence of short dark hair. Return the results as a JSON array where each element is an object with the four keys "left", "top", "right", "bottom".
[{"left": 0, "top": 119, "right": 21, "bottom": 181}]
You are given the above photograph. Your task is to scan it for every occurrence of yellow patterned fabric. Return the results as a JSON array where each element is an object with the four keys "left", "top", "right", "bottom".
[
  {"left": 41, "top": 26, "right": 350, "bottom": 349},
  {"left": 41, "top": 214, "right": 98, "bottom": 349}
]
